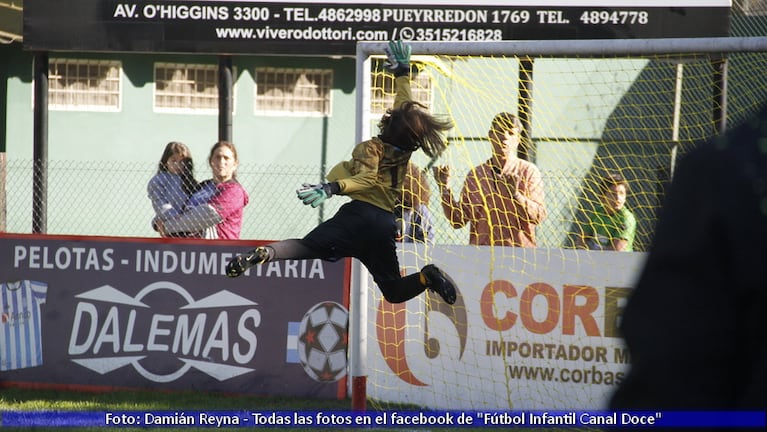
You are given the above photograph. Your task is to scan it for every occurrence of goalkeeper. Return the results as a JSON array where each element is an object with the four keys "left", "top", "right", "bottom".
[{"left": 225, "top": 41, "right": 457, "bottom": 305}]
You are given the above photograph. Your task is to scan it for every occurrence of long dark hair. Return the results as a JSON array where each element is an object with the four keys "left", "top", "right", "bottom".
[
  {"left": 157, "top": 141, "right": 190, "bottom": 172},
  {"left": 157, "top": 141, "right": 198, "bottom": 195},
  {"left": 378, "top": 101, "right": 453, "bottom": 158}
]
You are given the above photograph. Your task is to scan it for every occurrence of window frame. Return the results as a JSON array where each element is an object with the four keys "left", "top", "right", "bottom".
[
  {"left": 370, "top": 71, "right": 433, "bottom": 116},
  {"left": 254, "top": 67, "right": 333, "bottom": 117},
  {"left": 153, "top": 62, "right": 233, "bottom": 115},
  {"left": 46, "top": 58, "right": 122, "bottom": 112}
]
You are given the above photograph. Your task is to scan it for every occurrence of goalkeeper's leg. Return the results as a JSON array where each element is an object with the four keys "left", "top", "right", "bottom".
[
  {"left": 366, "top": 252, "right": 457, "bottom": 305},
  {"left": 226, "top": 240, "right": 319, "bottom": 278},
  {"left": 375, "top": 266, "right": 457, "bottom": 305}
]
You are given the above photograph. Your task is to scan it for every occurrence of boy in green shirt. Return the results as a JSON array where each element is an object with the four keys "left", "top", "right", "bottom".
[{"left": 578, "top": 171, "right": 637, "bottom": 252}]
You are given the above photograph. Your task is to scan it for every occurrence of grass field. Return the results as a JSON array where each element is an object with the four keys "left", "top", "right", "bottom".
[
  {"left": 0, "top": 388, "right": 351, "bottom": 432},
  {"left": 0, "top": 386, "right": 351, "bottom": 431},
  {"left": 0, "top": 386, "right": 588, "bottom": 431}
]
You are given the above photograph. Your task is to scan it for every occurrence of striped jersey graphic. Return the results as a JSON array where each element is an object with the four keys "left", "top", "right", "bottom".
[{"left": 1, "top": 280, "right": 48, "bottom": 371}]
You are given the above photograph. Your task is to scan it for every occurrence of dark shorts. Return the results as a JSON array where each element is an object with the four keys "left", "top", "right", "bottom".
[{"left": 301, "top": 200, "right": 400, "bottom": 284}]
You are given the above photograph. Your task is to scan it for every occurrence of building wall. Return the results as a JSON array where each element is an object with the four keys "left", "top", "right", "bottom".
[
  {"left": 1, "top": 44, "right": 360, "bottom": 238},
  {"left": 3, "top": 24, "right": 767, "bottom": 244},
  {"left": 2, "top": 44, "right": 357, "bottom": 169}
]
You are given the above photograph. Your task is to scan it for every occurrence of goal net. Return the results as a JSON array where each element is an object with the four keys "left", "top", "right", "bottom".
[{"left": 352, "top": 38, "right": 767, "bottom": 411}]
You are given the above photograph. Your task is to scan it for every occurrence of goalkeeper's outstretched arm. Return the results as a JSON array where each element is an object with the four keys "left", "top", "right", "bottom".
[{"left": 384, "top": 40, "right": 414, "bottom": 109}]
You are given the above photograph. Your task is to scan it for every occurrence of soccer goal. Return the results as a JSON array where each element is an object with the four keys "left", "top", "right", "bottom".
[{"left": 349, "top": 37, "right": 767, "bottom": 411}]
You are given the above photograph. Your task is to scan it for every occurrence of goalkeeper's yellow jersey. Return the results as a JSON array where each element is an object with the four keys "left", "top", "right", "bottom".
[{"left": 326, "top": 76, "right": 413, "bottom": 212}]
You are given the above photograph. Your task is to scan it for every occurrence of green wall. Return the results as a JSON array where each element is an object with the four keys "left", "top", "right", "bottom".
[
  {"left": 3, "top": 32, "right": 767, "bottom": 244},
  {"left": 2, "top": 45, "right": 357, "bottom": 168},
  {"left": 1, "top": 44, "right": 360, "bottom": 238}
]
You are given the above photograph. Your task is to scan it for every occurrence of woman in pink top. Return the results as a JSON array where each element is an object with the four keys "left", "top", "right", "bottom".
[
  {"left": 433, "top": 112, "right": 547, "bottom": 247},
  {"left": 157, "top": 141, "right": 249, "bottom": 239}
]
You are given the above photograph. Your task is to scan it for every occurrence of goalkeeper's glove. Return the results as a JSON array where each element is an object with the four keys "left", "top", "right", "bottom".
[
  {"left": 384, "top": 40, "right": 411, "bottom": 77},
  {"left": 296, "top": 182, "right": 339, "bottom": 208}
]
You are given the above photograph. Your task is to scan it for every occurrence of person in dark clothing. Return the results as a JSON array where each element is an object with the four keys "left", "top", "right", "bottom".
[
  {"left": 609, "top": 106, "right": 767, "bottom": 430},
  {"left": 225, "top": 41, "right": 457, "bottom": 305}
]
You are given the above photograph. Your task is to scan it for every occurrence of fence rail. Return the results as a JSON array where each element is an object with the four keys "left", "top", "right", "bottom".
[{"left": 1, "top": 159, "right": 663, "bottom": 249}]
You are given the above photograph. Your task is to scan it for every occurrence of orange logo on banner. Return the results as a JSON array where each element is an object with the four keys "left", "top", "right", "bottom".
[
  {"left": 376, "top": 290, "right": 468, "bottom": 386},
  {"left": 376, "top": 299, "right": 428, "bottom": 386}
]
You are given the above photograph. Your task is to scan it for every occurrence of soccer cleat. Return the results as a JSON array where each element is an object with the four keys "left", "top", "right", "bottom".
[
  {"left": 421, "top": 264, "right": 457, "bottom": 305},
  {"left": 226, "top": 247, "right": 269, "bottom": 278},
  {"left": 245, "top": 247, "right": 270, "bottom": 266}
]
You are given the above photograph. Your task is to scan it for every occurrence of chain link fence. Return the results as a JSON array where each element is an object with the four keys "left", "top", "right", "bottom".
[
  {"left": 0, "top": 158, "right": 658, "bottom": 249},
  {"left": 734, "top": 0, "right": 767, "bottom": 36},
  {"left": 5, "top": 6, "right": 767, "bottom": 247},
  {"left": 1, "top": 160, "right": 322, "bottom": 241}
]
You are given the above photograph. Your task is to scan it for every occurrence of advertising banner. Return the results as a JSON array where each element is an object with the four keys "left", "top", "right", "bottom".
[
  {"left": 23, "top": 1, "right": 732, "bottom": 55},
  {"left": 368, "top": 244, "right": 645, "bottom": 410},
  {"left": 0, "top": 234, "right": 351, "bottom": 399}
]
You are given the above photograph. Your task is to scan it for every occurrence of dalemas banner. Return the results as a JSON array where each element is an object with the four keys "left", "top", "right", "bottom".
[
  {"left": 368, "top": 244, "right": 645, "bottom": 410},
  {"left": 0, "top": 234, "right": 351, "bottom": 399},
  {"left": 23, "top": 0, "right": 732, "bottom": 55}
]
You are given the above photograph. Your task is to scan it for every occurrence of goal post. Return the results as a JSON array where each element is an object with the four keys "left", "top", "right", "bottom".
[
  {"left": 356, "top": 37, "right": 767, "bottom": 58},
  {"left": 350, "top": 37, "right": 767, "bottom": 411}
]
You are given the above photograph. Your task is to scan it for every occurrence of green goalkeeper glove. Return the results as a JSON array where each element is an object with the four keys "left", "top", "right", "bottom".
[
  {"left": 296, "top": 183, "right": 337, "bottom": 208},
  {"left": 384, "top": 40, "right": 411, "bottom": 77}
]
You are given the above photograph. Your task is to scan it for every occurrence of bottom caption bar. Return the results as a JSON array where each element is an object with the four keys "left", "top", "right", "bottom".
[{"left": 0, "top": 410, "right": 765, "bottom": 428}]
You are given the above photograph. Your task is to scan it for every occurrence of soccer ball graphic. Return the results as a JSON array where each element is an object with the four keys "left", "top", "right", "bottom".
[{"left": 297, "top": 301, "right": 349, "bottom": 382}]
